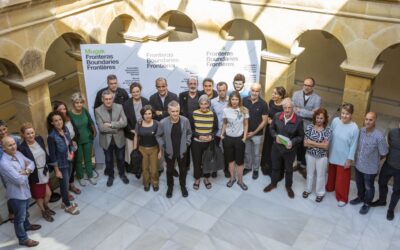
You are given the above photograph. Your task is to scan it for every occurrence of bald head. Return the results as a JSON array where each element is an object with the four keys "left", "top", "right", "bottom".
[
  {"left": 2, "top": 136, "right": 17, "bottom": 156},
  {"left": 250, "top": 83, "right": 262, "bottom": 101},
  {"left": 364, "top": 112, "right": 377, "bottom": 131}
]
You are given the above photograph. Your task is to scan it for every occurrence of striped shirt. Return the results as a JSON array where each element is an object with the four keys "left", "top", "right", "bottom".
[
  {"left": 305, "top": 124, "right": 332, "bottom": 158},
  {"left": 193, "top": 110, "right": 215, "bottom": 137}
]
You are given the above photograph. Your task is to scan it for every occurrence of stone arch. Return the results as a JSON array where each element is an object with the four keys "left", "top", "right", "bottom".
[
  {"left": 0, "top": 58, "right": 23, "bottom": 80},
  {"left": 370, "top": 25, "right": 400, "bottom": 68},
  {"left": 293, "top": 29, "right": 347, "bottom": 105},
  {"left": 106, "top": 14, "right": 135, "bottom": 43},
  {"left": 159, "top": 10, "right": 198, "bottom": 41}
]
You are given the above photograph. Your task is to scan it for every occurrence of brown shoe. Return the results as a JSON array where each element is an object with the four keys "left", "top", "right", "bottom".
[
  {"left": 26, "top": 224, "right": 41, "bottom": 231},
  {"left": 19, "top": 239, "right": 39, "bottom": 247},
  {"left": 293, "top": 163, "right": 302, "bottom": 172},
  {"left": 299, "top": 168, "right": 307, "bottom": 179},
  {"left": 286, "top": 187, "right": 295, "bottom": 198},
  {"left": 263, "top": 183, "right": 277, "bottom": 192}
]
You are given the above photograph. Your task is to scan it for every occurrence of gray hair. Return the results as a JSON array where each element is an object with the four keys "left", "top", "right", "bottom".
[
  {"left": 102, "top": 89, "right": 114, "bottom": 97},
  {"left": 198, "top": 94, "right": 210, "bottom": 105},
  {"left": 71, "top": 92, "right": 85, "bottom": 103},
  {"left": 168, "top": 100, "right": 180, "bottom": 110},
  {"left": 282, "top": 97, "right": 294, "bottom": 108},
  {"left": 187, "top": 76, "right": 198, "bottom": 85},
  {"left": 155, "top": 77, "right": 167, "bottom": 86}
]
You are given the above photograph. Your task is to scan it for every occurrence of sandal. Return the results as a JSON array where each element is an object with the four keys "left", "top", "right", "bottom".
[
  {"left": 204, "top": 180, "right": 212, "bottom": 189},
  {"left": 44, "top": 206, "right": 56, "bottom": 216},
  {"left": 316, "top": 196, "right": 324, "bottom": 202},
  {"left": 65, "top": 205, "right": 80, "bottom": 215},
  {"left": 237, "top": 181, "right": 248, "bottom": 191},
  {"left": 70, "top": 185, "right": 81, "bottom": 195},
  {"left": 42, "top": 211, "right": 54, "bottom": 222},
  {"left": 302, "top": 191, "right": 310, "bottom": 198},
  {"left": 193, "top": 182, "right": 200, "bottom": 190},
  {"left": 226, "top": 179, "right": 236, "bottom": 188},
  {"left": 61, "top": 202, "right": 78, "bottom": 209}
]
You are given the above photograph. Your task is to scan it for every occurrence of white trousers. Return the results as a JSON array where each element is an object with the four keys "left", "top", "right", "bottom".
[{"left": 305, "top": 154, "right": 328, "bottom": 196}]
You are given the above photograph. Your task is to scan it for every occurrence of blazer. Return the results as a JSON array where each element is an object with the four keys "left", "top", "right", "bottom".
[
  {"left": 270, "top": 112, "right": 304, "bottom": 153},
  {"left": 18, "top": 136, "right": 51, "bottom": 184},
  {"left": 95, "top": 103, "right": 127, "bottom": 149},
  {"left": 156, "top": 116, "right": 192, "bottom": 159},
  {"left": 179, "top": 90, "right": 200, "bottom": 117},
  {"left": 93, "top": 87, "right": 129, "bottom": 111},
  {"left": 122, "top": 97, "right": 150, "bottom": 140},
  {"left": 292, "top": 90, "right": 321, "bottom": 127},
  {"left": 149, "top": 91, "right": 178, "bottom": 121}
]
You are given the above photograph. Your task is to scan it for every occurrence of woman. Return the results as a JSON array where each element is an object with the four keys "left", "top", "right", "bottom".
[
  {"left": 302, "top": 108, "right": 332, "bottom": 202},
  {"left": 47, "top": 111, "right": 79, "bottom": 215},
  {"left": 53, "top": 101, "right": 81, "bottom": 196},
  {"left": 18, "top": 123, "right": 55, "bottom": 222},
  {"left": 190, "top": 95, "right": 218, "bottom": 190},
  {"left": 326, "top": 103, "right": 359, "bottom": 207},
  {"left": 221, "top": 91, "right": 249, "bottom": 190},
  {"left": 133, "top": 105, "right": 160, "bottom": 191},
  {"left": 68, "top": 92, "right": 97, "bottom": 186},
  {"left": 261, "top": 86, "right": 286, "bottom": 175}
]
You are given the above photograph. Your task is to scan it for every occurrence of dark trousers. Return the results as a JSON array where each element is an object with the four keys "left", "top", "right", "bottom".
[
  {"left": 70, "top": 157, "right": 77, "bottom": 184},
  {"left": 59, "top": 166, "right": 71, "bottom": 207},
  {"left": 104, "top": 144, "right": 125, "bottom": 178},
  {"left": 8, "top": 199, "right": 31, "bottom": 243},
  {"left": 355, "top": 168, "right": 376, "bottom": 205},
  {"left": 296, "top": 142, "right": 307, "bottom": 166},
  {"left": 191, "top": 140, "right": 211, "bottom": 179},
  {"left": 215, "top": 136, "right": 229, "bottom": 173},
  {"left": 271, "top": 144, "right": 296, "bottom": 187},
  {"left": 377, "top": 161, "right": 400, "bottom": 211},
  {"left": 165, "top": 153, "right": 188, "bottom": 188}
]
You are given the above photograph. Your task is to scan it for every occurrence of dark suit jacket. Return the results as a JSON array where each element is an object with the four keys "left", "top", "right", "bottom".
[
  {"left": 122, "top": 97, "right": 150, "bottom": 140},
  {"left": 93, "top": 87, "right": 129, "bottom": 111},
  {"left": 179, "top": 90, "right": 200, "bottom": 118},
  {"left": 149, "top": 91, "right": 178, "bottom": 121},
  {"left": 18, "top": 136, "right": 51, "bottom": 184},
  {"left": 269, "top": 112, "right": 304, "bottom": 153}
]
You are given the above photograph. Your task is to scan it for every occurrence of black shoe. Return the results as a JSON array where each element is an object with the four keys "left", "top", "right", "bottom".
[
  {"left": 263, "top": 183, "right": 276, "bottom": 192},
  {"left": 135, "top": 172, "right": 141, "bottom": 179},
  {"left": 181, "top": 186, "right": 188, "bottom": 197},
  {"left": 359, "top": 204, "right": 370, "bottom": 215},
  {"left": 252, "top": 171, "right": 259, "bottom": 180},
  {"left": 173, "top": 169, "right": 179, "bottom": 177},
  {"left": 370, "top": 200, "right": 387, "bottom": 207},
  {"left": 144, "top": 186, "right": 150, "bottom": 192},
  {"left": 387, "top": 210, "right": 395, "bottom": 221},
  {"left": 106, "top": 177, "right": 114, "bottom": 187},
  {"left": 153, "top": 186, "right": 159, "bottom": 192},
  {"left": 211, "top": 172, "right": 217, "bottom": 178},
  {"left": 350, "top": 197, "right": 363, "bottom": 205},
  {"left": 166, "top": 187, "right": 173, "bottom": 198},
  {"left": 25, "top": 224, "right": 41, "bottom": 231},
  {"left": 286, "top": 186, "right": 295, "bottom": 199},
  {"left": 158, "top": 169, "right": 164, "bottom": 176},
  {"left": 121, "top": 175, "right": 129, "bottom": 184},
  {"left": 224, "top": 170, "right": 231, "bottom": 178},
  {"left": 243, "top": 169, "right": 251, "bottom": 176}
]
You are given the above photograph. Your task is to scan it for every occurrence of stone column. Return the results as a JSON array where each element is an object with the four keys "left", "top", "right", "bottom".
[
  {"left": 340, "top": 62, "right": 383, "bottom": 126},
  {"left": 0, "top": 70, "right": 55, "bottom": 137},
  {"left": 66, "top": 49, "right": 87, "bottom": 106},
  {"left": 261, "top": 51, "right": 299, "bottom": 100}
]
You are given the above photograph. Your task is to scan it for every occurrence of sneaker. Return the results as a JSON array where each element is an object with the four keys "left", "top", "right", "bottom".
[
  {"left": 337, "top": 201, "right": 347, "bottom": 207},
  {"left": 166, "top": 187, "right": 173, "bottom": 198},
  {"left": 263, "top": 183, "right": 276, "bottom": 193},
  {"left": 88, "top": 177, "right": 97, "bottom": 185},
  {"left": 252, "top": 171, "right": 259, "bottom": 180},
  {"left": 106, "top": 177, "right": 114, "bottom": 187},
  {"left": 350, "top": 197, "right": 363, "bottom": 205},
  {"left": 121, "top": 175, "right": 129, "bottom": 184},
  {"left": 181, "top": 186, "right": 188, "bottom": 197},
  {"left": 78, "top": 179, "right": 87, "bottom": 187},
  {"left": 387, "top": 210, "right": 395, "bottom": 221},
  {"left": 370, "top": 200, "right": 387, "bottom": 207},
  {"left": 359, "top": 204, "right": 370, "bottom": 215},
  {"left": 243, "top": 169, "right": 251, "bottom": 176}
]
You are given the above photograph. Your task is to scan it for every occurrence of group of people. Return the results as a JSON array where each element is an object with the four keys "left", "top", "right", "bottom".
[{"left": 0, "top": 73, "right": 399, "bottom": 248}]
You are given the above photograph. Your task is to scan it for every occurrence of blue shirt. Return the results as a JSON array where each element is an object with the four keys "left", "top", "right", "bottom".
[
  {"left": 211, "top": 97, "right": 228, "bottom": 137},
  {"left": 328, "top": 117, "right": 359, "bottom": 166},
  {"left": 0, "top": 151, "right": 34, "bottom": 200}
]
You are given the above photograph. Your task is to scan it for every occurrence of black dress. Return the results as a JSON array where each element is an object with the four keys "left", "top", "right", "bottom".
[{"left": 261, "top": 100, "right": 283, "bottom": 175}]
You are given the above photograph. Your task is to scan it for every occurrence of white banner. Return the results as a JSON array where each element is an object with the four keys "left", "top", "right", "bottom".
[{"left": 80, "top": 40, "right": 261, "bottom": 162}]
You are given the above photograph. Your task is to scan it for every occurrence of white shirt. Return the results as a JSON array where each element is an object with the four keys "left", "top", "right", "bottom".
[
  {"left": 223, "top": 107, "right": 249, "bottom": 137},
  {"left": 28, "top": 142, "right": 49, "bottom": 184}
]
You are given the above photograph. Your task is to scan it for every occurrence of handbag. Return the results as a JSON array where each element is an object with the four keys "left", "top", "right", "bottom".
[
  {"left": 202, "top": 142, "right": 224, "bottom": 174},
  {"left": 129, "top": 122, "right": 143, "bottom": 178}
]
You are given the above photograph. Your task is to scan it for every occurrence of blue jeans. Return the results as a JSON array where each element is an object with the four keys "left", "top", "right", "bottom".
[
  {"left": 8, "top": 199, "right": 31, "bottom": 243},
  {"left": 59, "top": 165, "right": 71, "bottom": 207},
  {"left": 355, "top": 168, "right": 376, "bottom": 205},
  {"left": 104, "top": 144, "right": 125, "bottom": 178}
]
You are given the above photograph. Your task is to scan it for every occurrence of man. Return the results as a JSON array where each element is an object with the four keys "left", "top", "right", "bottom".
[
  {"left": 156, "top": 101, "right": 192, "bottom": 198},
  {"left": 350, "top": 112, "right": 388, "bottom": 215},
  {"left": 371, "top": 122, "right": 400, "bottom": 220},
  {"left": 95, "top": 90, "right": 129, "bottom": 187},
  {"left": 243, "top": 83, "right": 268, "bottom": 179},
  {"left": 231, "top": 73, "right": 249, "bottom": 98},
  {"left": 211, "top": 81, "right": 230, "bottom": 178},
  {"left": 200, "top": 78, "right": 218, "bottom": 100},
  {"left": 0, "top": 120, "right": 21, "bottom": 159},
  {"left": 93, "top": 74, "right": 129, "bottom": 110},
  {"left": 150, "top": 77, "right": 179, "bottom": 121},
  {"left": 263, "top": 98, "right": 304, "bottom": 198},
  {"left": 292, "top": 77, "right": 321, "bottom": 178},
  {"left": 0, "top": 136, "right": 41, "bottom": 247}
]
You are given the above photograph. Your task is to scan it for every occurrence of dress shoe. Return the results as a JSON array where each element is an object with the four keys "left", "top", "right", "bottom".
[
  {"left": 350, "top": 197, "right": 363, "bottom": 205},
  {"left": 359, "top": 204, "right": 370, "bottom": 215},
  {"left": 158, "top": 169, "right": 164, "bottom": 176},
  {"left": 252, "top": 171, "right": 259, "bottom": 180},
  {"left": 181, "top": 186, "right": 188, "bottom": 197},
  {"left": 106, "top": 176, "right": 114, "bottom": 187},
  {"left": 387, "top": 209, "right": 395, "bottom": 221},
  {"left": 135, "top": 172, "right": 141, "bottom": 179},
  {"left": 19, "top": 239, "right": 39, "bottom": 247},
  {"left": 26, "top": 224, "right": 41, "bottom": 231},
  {"left": 243, "top": 169, "right": 251, "bottom": 176},
  {"left": 211, "top": 172, "right": 217, "bottom": 178},
  {"left": 153, "top": 186, "right": 159, "bottom": 192},
  {"left": 293, "top": 163, "right": 302, "bottom": 172},
  {"left": 286, "top": 186, "right": 295, "bottom": 198},
  {"left": 173, "top": 169, "right": 179, "bottom": 177},
  {"left": 121, "top": 175, "right": 129, "bottom": 184},
  {"left": 144, "top": 186, "right": 150, "bottom": 192},
  {"left": 370, "top": 200, "right": 386, "bottom": 207},
  {"left": 263, "top": 183, "right": 276, "bottom": 192},
  {"left": 166, "top": 187, "right": 173, "bottom": 198},
  {"left": 299, "top": 168, "right": 307, "bottom": 179}
]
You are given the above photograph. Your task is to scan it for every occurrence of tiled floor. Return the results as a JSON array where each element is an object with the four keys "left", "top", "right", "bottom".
[{"left": 1, "top": 164, "right": 400, "bottom": 250}]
